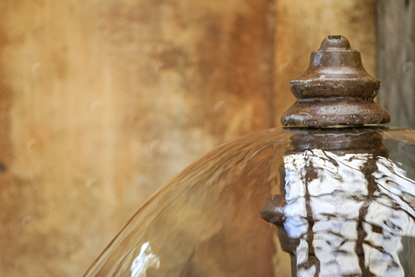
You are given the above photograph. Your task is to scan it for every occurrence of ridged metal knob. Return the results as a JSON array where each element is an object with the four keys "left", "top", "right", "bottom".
[{"left": 281, "top": 35, "right": 391, "bottom": 127}]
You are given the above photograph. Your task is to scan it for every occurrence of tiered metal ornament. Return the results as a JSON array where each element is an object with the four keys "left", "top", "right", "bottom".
[{"left": 281, "top": 35, "right": 390, "bottom": 127}]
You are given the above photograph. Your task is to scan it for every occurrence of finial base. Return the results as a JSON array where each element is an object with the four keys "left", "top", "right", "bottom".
[{"left": 282, "top": 98, "right": 391, "bottom": 127}]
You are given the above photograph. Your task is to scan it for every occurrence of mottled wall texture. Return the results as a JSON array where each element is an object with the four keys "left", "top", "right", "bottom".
[
  {"left": 0, "top": 1, "right": 376, "bottom": 276},
  {"left": 377, "top": 0, "right": 415, "bottom": 129}
]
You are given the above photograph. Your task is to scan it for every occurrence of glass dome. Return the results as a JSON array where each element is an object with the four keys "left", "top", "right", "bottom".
[{"left": 84, "top": 36, "right": 415, "bottom": 277}]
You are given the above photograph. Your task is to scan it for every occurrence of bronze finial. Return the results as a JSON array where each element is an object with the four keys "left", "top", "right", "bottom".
[{"left": 281, "top": 35, "right": 391, "bottom": 127}]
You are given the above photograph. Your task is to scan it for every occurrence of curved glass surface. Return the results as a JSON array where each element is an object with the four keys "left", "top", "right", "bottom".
[{"left": 84, "top": 127, "right": 415, "bottom": 277}]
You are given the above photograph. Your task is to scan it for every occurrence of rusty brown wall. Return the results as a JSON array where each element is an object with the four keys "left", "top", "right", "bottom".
[{"left": 0, "top": 1, "right": 375, "bottom": 276}]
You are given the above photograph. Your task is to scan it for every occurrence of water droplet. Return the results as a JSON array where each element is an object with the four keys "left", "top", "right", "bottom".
[
  {"left": 86, "top": 177, "right": 97, "bottom": 189},
  {"left": 150, "top": 139, "right": 161, "bottom": 150},
  {"left": 214, "top": 101, "right": 225, "bottom": 112},
  {"left": 27, "top": 139, "right": 37, "bottom": 150},
  {"left": 403, "top": 61, "right": 413, "bottom": 73},
  {"left": 22, "top": 215, "right": 33, "bottom": 227},
  {"left": 155, "top": 62, "right": 165, "bottom": 73},
  {"left": 279, "top": 62, "right": 289, "bottom": 73},
  {"left": 90, "top": 100, "right": 101, "bottom": 112},
  {"left": 31, "top": 62, "right": 42, "bottom": 73}
]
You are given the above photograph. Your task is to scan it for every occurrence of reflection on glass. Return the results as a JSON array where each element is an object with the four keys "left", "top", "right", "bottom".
[
  {"left": 130, "top": 242, "right": 160, "bottom": 277},
  {"left": 278, "top": 148, "right": 415, "bottom": 276}
]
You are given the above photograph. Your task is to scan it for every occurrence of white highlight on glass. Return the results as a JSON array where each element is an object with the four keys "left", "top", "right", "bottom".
[{"left": 130, "top": 241, "right": 160, "bottom": 277}]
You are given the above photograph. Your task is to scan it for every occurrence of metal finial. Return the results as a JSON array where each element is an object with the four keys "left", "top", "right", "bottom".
[{"left": 281, "top": 35, "right": 391, "bottom": 127}]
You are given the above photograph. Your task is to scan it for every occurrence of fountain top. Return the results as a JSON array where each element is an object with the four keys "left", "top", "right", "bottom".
[{"left": 281, "top": 35, "right": 391, "bottom": 127}]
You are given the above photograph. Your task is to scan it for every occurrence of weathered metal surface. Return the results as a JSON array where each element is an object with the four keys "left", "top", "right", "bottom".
[{"left": 281, "top": 35, "right": 391, "bottom": 127}]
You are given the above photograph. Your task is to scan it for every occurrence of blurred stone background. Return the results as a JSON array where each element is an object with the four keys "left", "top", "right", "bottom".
[{"left": 0, "top": 0, "right": 412, "bottom": 276}]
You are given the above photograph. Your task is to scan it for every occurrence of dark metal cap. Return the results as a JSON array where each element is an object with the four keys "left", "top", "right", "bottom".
[{"left": 281, "top": 35, "right": 391, "bottom": 127}]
